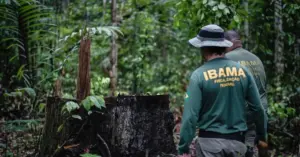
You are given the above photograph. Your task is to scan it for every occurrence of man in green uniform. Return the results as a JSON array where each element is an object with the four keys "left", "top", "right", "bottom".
[
  {"left": 178, "top": 24, "right": 267, "bottom": 157},
  {"left": 224, "top": 30, "right": 268, "bottom": 157}
]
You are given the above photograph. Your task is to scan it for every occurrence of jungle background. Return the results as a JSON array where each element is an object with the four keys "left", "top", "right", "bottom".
[{"left": 0, "top": 0, "right": 300, "bottom": 156}]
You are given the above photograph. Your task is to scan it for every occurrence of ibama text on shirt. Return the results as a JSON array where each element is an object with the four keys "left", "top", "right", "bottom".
[{"left": 203, "top": 67, "right": 246, "bottom": 88}]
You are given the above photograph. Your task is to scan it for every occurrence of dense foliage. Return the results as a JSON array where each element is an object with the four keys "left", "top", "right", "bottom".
[{"left": 0, "top": 0, "right": 300, "bottom": 156}]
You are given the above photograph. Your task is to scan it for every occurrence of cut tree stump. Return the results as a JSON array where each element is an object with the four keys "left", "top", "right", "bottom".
[
  {"left": 38, "top": 97, "right": 75, "bottom": 157},
  {"left": 40, "top": 95, "right": 176, "bottom": 157},
  {"left": 106, "top": 95, "right": 176, "bottom": 157}
]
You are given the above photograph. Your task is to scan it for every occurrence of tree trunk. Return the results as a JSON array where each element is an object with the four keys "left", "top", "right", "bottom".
[
  {"left": 76, "top": 38, "right": 91, "bottom": 101},
  {"left": 274, "top": 0, "right": 284, "bottom": 81},
  {"left": 295, "top": 38, "right": 300, "bottom": 56},
  {"left": 38, "top": 97, "right": 71, "bottom": 157},
  {"left": 109, "top": 0, "right": 118, "bottom": 96},
  {"left": 62, "top": 0, "right": 69, "bottom": 20},
  {"left": 293, "top": 38, "right": 300, "bottom": 75},
  {"left": 243, "top": 0, "right": 249, "bottom": 49},
  {"left": 102, "top": 0, "right": 107, "bottom": 23}
]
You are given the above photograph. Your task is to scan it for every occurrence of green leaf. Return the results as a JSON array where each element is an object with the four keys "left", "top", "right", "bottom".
[
  {"left": 218, "top": 2, "right": 226, "bottom": 10},
  {"left": 286, "top": 108, "right": 296, "bottom": 116},
  {"left": 212, "top": 6, "right": 218, "bottom": 11},
  {"left": 72, "top": 115, "right": 82, "bottom": 120},
  {"left": 7, "top": 43, "right": 25, "bottom": 51},
  {"left": 64, "top": 101, "right": 79, "bottom": 113},
  {"left": 216, "top": 12, "right": 222, "bottom": 18},
  {"left": 224, "top": 8, "right": 230, "bottom": 15},
  {"left": 82, "top": 97, "right": 93, "bottom": 111},
  {"left": 80, "top": 153, "right": 101, "bottom": 157},
  {"left": 1, "top": 37, "right": 24, "bottom": 45},
  {"left": 91, "top": 96, "right": 105, "bottom": 109},
  {"left": 202, "top": 0, "right": 207, "bottom": 4},
  {"left": 57, "top": 124, "right": 63, "bottom": 133},
  {"left": 18, "top": 87, "right": 36, "bottom": 97},
  {"left": 233, "top": 15, "right": 240, "bottom": 22},
  {"left": 22, "top": 12, "right": 50, "bottom": 22},
  {"left": 39, "top": 103, "right": 46, "bottom": 112},
  {"left": 9, "top": 54, "right": 18, "bottom": 62},
  {"left": 82, "top": 96, "right": 105, "bottom": 111},
  {"left": 17, "top": 64, "right": 26, "bottom": 80},
  {"left": 4, "top": 91, "right": 22, "bottom": 97},
  {"left": 200, "top": 13, "right": 204, "bottom": 20},
  {"left": 208, "top": 0, "right": 216, "bottom": 6},
  {"left": 89, "top": 96, "right": 101, "bottom": 108}
]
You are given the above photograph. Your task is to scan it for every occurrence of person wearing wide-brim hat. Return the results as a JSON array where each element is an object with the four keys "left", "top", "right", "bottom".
[{"left": 177, "top": 24, "right": 267, "bottom": 157}]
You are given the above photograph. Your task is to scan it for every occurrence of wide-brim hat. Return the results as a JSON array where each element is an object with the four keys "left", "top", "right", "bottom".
[{"left": 188, "top": 24, "right": 233, "bottom": 48}]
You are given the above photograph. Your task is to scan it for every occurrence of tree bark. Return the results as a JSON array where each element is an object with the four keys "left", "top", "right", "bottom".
[
  {"left": 295, "top": 38, "right": 300, "bottom": 56},
  {"left": 293, "top": 38, "right": 300, "bottom": 75},
  {"left": 108, "top": 95, "right": 176, "bottom": 157},
  {"left": 102, "top": 0, "right": 107, "bottom": 23},
  {"left": 109, "top": 0, "right": 118, "bottom": 96},
  {"left": 274, "top": 0, "right": 284, "bottom": 81},
  {"left": 76, "top": 38, "right": 91, "bottom": 101},
  {"left": 38, "top": 97, "right": 71, "bottom": 157},
  {"left": 243, "top": 0, "right": 249, "bottom": 49}
]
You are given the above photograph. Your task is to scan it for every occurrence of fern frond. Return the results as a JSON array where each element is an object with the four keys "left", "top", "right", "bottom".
[{"left": 1, "top": 0, "right": 54, "bottom": 52}]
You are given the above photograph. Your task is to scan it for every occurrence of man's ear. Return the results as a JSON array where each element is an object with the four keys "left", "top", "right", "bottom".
[{"left": 225, "top": 47, "right": 230, "bottom": 53}]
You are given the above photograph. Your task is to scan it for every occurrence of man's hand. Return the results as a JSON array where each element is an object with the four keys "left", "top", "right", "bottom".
[
  {"left": 258, "top": 141, "right": 268, "bottom": 149},
  {"left": 178, "top": 154, "right": 191, "bottom": 157},
  {"left": 257, "top": 141, "right": 268, "bottom": 157}
]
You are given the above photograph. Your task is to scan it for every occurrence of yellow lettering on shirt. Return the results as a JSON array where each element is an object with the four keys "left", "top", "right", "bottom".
[
  {"left": 203, "top": 72, "right": 209, "bottom": 81},
  {"left": 220, "top": 82, "right": 235, "bottom": 87},
  {"left": 238, "top": 68, "right": 246, "bottom": 78},
  {"left": 240, "top": 61, "right": 246, "bottom": 66},
  {"left": 226, "top": 67, "right": 237, "bottom": 76},
  {"left": 218, "top": 68, "right": 226, "bottom": 77},
  {"left": 207, "top": 70, "right": 218, "bottom": 79},
  {"left": 202, "top": 67, "right": 247, "bottom": 88},
  {"left": 239, "top": 60, "right": 259, "bottom": 66}
]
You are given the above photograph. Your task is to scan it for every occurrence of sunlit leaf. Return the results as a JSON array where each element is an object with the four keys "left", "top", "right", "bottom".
[
  {"left": 208, "top": 0, "right": 216, "bottom": 6},
  {"left": 89, "top": 96, "right": 105, "bottom": 109},
  {"left": 212, "top": 6, "right": 218, "bottom": 11},
  {"left": 233, "top": 15, "right": 239, "bottom": 22},
  {"left": 64, "top": 101, "right": 79, "bottom": 113},
  {"left": 72, "top": 115, "right": 82, "bottom": 120},
  {"left": 57, "top": 124, "right": 63, "bottom": 133},
  {"left": 224, "top": 8, "right": 230, "bottom": 14},
  {"left": 218, "top": 2, "right": 226, "bottom": 10}
]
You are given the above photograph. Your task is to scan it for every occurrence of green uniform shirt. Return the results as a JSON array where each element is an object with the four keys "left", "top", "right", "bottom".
[
  {"left": 225, "top": 48, "right": 268, "bottom": 111},
  {"left": 178, "top": 57, "right": 267, "bottom": 155}
]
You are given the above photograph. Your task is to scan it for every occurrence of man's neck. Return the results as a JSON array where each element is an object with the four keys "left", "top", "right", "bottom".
[
  {"left": 228, "top": 40, "right": 243, "bottom": 52},
  {"left": 206, "top": 54, "right": 225, "bottom": 61}
]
